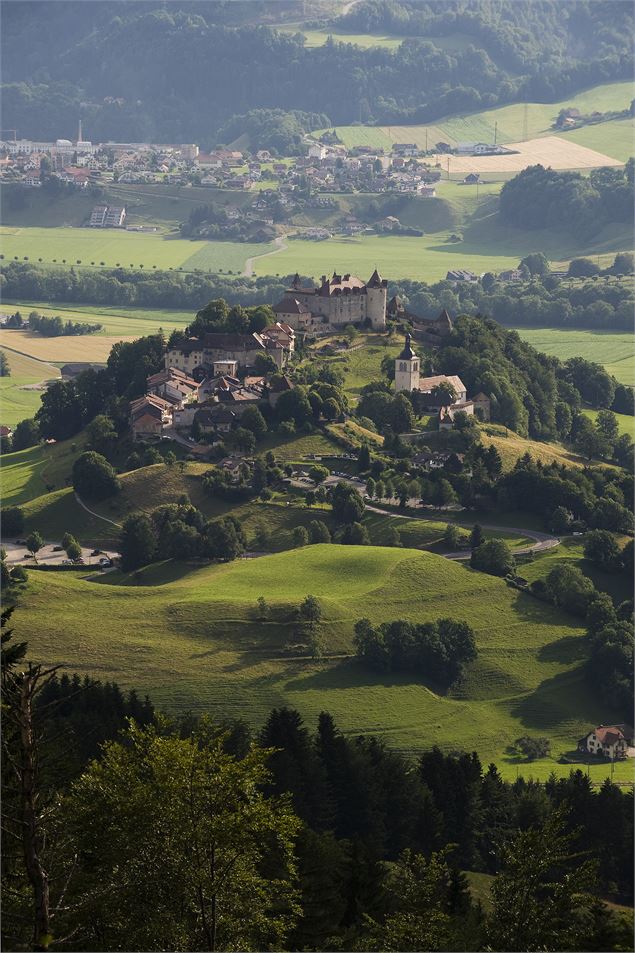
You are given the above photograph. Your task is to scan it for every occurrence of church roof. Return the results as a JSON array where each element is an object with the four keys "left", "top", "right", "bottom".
[{"left": 398, "top": 333, "right": 416, "bottom": 360}]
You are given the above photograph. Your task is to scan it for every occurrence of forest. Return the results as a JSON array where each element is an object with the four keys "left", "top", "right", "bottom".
[{"left": 1, "top": 0, "right": 632, "bottom": 141}]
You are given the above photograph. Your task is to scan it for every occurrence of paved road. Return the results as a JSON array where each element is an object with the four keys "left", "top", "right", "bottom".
[
  {"left": 4, "top": 538, "right": 118, "bottom": 568},
  {"left": 243, "top": 235, "right": 287, "bottom": 277},
  {"left": 292, "top": 472, "right": 560, "bottom": 559}
]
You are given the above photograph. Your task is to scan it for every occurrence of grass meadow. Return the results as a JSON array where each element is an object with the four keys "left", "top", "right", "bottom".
[
  {"left": 0, "top": 348, "right": 60, "bottom": 426},
  {"left": 0, "top": 225, "right": 274, "bottom": 274},
  {"left": 9, "top": 543, "right": 632, "bottom": 782},
  {"left": 1, "top": 301, "right": 193, "bottom": 340},
  {"left": 511, "top": 327, "right": 634, "bottom": 386}
]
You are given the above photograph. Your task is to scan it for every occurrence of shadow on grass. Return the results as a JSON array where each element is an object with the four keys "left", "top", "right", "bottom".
[
  {"left": 283, "top": 656, "right": 444, "bottom": 695},
  {"left": 537, "top": 634, "right": 589, "bottom": 664}
]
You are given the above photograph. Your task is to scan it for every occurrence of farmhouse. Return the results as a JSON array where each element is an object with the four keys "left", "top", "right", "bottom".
[
  {"left": 146, "top": 367, "right": 199, "bottom": 407},
  {"left": 89, "top": 204, "right": 126, "bottom": 227},
  {"left": 578, "top": 725, "right": 633, "bottom": 759},
  {"left": 273, "top": 270, "right": 388, "bottom": 332}
]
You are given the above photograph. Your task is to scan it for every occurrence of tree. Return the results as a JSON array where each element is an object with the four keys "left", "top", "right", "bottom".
[
  {"left": 488, "top": 813, "right": 598, "bottom": 952},
  {"left": 431, "top": 381, "right": 457, "bottom": 406},
  {"left": 3, "top": 506, "right": 24, "bottom": 536},
  {"left": 513, "top": 736, "right": 551, "bottom": 760},
  {"left": 519, "top": 252, "right": 550, "bottom": 276},
  {"left": 85, "top": 414, "right": 118, "bottom": 455},
  {"left": 573, "top": 417, "right": 608, "bottom": 460},
  {"left": 444, "top": 524, "right": 462, "bottom": 549},
  {"left": 240, "top": 405, "right": 267, "bottom": 439},
  {"left": 330, "top": 482, "right": 364, "bottom": 525},
  {"left": 12, "top": 418, "right": 40, "bottom": 452},
  {"left": 470, "top": 523, "right": 483, "bottom": 550},
  {"left": 342, "top": 522, "right": 370, "bottom": 545},
  {"left": 357, "top": 443, "right": 371, "bottom": 472},
  {"left": 256, "top": 596, "right": 269, "bottom": 620},
  {"left": 546, "top": 564, "right": 595, "bottom": 616},
  {"left": 385, "top": 525, "right": 402, "bottom": 547},
  {"left": 304, "top": 520, "right": 329, "bottom": 545},
  {"left": 231, "top": 427, "right": 256, "bottom": 454},
  {"left": 470, "top": 539, "right": 514, "bottom": 577},
  {"left": 292, "top": 526, "right": 309, "bottom": 548},
  {"left": 63, "top": 722, "right": 301, "bottom": 952},
  {"left": 72, "top": 452, "right": 120, "bottom": 501},
  {"left": 25, "top": 531, "right": 44, "bottom": 563},
  {"left": 309, "top": 465, "right": 329, "bottom": 484},
  {"left": 300, "top": 594, "right": 322, "bottom": 624},
  {"left": 583, "top": 529, "right": 621, "bottom": 570},
  {"left": 322, "top": 397, "right": 339, "bottom": 421},
  {"left": 568, "top": 257, "right": 600, "bottom": 278},
  {"left": 595, "top": 409, "right": 619, "bottom": 448},
  {"left": 120, "top": 514, "right": 157, "bottom": 572},
  {"left": 66, "top": 541, "right": 82, "bottom": 562}
]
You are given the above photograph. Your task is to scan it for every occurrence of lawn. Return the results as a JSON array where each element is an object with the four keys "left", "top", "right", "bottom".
[
  {"left": 321, "top": 81, "right": 634, "bottom": 150},
  {"left": 478, "top": 424, "right": 607, "bottom": 471},
  {"left": 0, "top": 331, "right": 137, "bottom": 363},
  {"left": 564, "top": 118, "right": 635, "bottom": 163},
  {"left": 582, "top": 408, "right": 635, "bottom": 439},
  {"left": 510, "top": 327, "right": 635, "bottom": 387},
  {"left": 521, "top": 537, "right": 632, "bottom": 608},
  {"left": 0, "top": 348, "right": 60, "bottom": 426},
  {"left": 0, "top": 225, "right": 273, "bottom": 275},
  {"left": 10, "top": 543, "right": 632, "bottom": 782}
]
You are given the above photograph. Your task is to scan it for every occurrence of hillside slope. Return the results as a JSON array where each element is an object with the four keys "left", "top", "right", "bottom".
[{"left": 12, "top": 544, "right": 626, "bottom": 779}]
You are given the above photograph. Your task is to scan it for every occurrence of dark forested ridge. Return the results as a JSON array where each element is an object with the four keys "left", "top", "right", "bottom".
[{"left": 1, "top": 0, "right": 632, "bottom": 142}]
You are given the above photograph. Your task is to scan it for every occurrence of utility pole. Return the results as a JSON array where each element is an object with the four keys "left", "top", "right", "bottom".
[
  {"left": 522, "top": 103, "right": 528, "bottom": 142},
  {"left": 494, "top": 121, "right": 497, "bottom": 145}
]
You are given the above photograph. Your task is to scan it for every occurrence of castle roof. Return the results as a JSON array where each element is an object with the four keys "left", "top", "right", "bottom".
[
  {"left": 273, "top": 296, "right": 311, "bottom": 315},
  {"left": 367, "top": 268, "right": 385, "bottom": 288}
]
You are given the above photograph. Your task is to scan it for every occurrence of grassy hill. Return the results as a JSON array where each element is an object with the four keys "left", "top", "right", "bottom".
[
  {"left": 10, "top": 543, "right": 631, "bottom": 782},
  {"left": 321, "top": 81, "right": 634, "bottom": 152},
  {"left": 0, "top": 348, "right": 60, "bottom": 427},
  {"left": 510, "top": 327, "right": 635, "bottom": 387}
]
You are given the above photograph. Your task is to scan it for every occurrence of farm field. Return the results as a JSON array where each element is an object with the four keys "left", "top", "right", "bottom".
[
  {"left": 511, "top": 327, "right": 635, "bottom": 386},
  {"left": 0, "top": 330, "right": 137, "bottom": 363},
  {"left": 1, "top": 301, "right": 193, "bottom": 339},
  {"left": 276, "top": 23, "right": 476, "bottom": 51},
  {"left": 582, "top": 408, "right": 635, "bottom": 439},
  {"left": 0, "top": 348, "right": 60, "bottom": 426},
  {"left": 564, "top": 117, "right": 635, "bottom": 163},
  {"left": 429, "top": 136, "right": 622, "bottom": 177},
  {"left": 10, "top": 543, "right": 632, "bottom": 782},
  {"left": 0, "top": 225, "right": 274, "bottom": 274},
  {"left": 321, "top": 81, "right": 634, "bottom": 152}
]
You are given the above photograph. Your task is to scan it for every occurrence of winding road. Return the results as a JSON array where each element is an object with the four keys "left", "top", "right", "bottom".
[{"left": 242, "top": 234, "right": 288, "bottom": 277}]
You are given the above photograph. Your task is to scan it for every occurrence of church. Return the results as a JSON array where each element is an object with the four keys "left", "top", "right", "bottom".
[
  {"left": 394, "top": 333, "right": 490, "bottom": 428},
  {"left": 273, "top": 269, "right": 388, "bottom": 332}
]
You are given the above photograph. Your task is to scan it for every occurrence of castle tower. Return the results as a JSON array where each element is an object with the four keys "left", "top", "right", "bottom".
[
  {"left": 395, "top": 333, "right": 419, "bottom": 393},
  {"left": 366, "top": 268, "right": 387, "bottom": 330}
]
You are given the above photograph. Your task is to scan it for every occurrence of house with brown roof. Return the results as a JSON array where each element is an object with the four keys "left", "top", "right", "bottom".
[
  {"left": 272, "top": 269, "right": 388, "bottom": 332},
  {"left": 146, "top": 367, "right": 199, "bottom": 407},
  {"left": 129, "top": 394, "right": 173, "bottom": 441},
  {"left": 578, "top": 725, "right": 633, "bottom": 760}
]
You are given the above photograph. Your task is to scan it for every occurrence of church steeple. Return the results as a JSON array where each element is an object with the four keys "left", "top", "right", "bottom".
[{"left": 395, "top": 332, "right": 420, "bottom": 393}]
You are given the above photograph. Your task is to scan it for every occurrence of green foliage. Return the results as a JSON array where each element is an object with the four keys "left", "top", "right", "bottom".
[
  {"left": 330, "top": 482, "right": 365, "bottom": 525},
  {"left": 546, "top": 563, "right": 596, "bottom": 616},
  {"left": 25, "top": 529, "right": 44, "bottom": 559},
  {"left": 470, "top": 539, "right": 515, "bottom": 577},
  {"left": 583, "top": 529, "right": 622, "bottom": 570},
  {"left": 513, "top": 735, "right": 551, "bottom": 760},
  {"left": 120, "top": 514, "right": 157, "bottom": 572},
  {"left": 63, "top": 721, "right": 301, "bottom": 951},
  {"left": 2, "top": 506, "right": 25, "bottom": 537},
  {"left": 487, "top": 813, "right": 598, "bottom": 952},
  {"left": 72, "top": 451, "right": 120, "bottom": 501}
]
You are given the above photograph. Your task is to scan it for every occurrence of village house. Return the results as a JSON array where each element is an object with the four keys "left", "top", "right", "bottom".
[
  {"left": 146, "top": 367, "right": 199, "bottom": 407},
  {"left": 129, "top": 394, "right": 173, "bottom": 441},
  {"left": 165, "top": 330, "right": 288, "bottom": 376},
  {"left": 578, "top": 725, "right": 633, "bottom": 759},
  {"left": 446, "top": 269, "right": 479, "bottom": 282}
]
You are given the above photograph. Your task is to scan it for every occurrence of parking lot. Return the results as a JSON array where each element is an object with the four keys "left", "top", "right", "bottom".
[{"left": 3, "top": 539, "right": 119, "bottom": 569}]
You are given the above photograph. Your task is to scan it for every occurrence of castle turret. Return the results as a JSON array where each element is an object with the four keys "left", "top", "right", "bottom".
[
  {"left": 395, "top": 333, "right": 419, "bottom": 392},
  {"left": 366, "top": 268, "right": 387, "bottom": 330}
]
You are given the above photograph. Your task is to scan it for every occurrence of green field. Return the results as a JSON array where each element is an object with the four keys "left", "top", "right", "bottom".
[
  {"left": 582, "top": 408, "right": 635, "bottom": 439},
  {"left": 322, "top": 81, "right": 634, "bottom": 150},
  {"left": 522, "top": 537, "right": 633, "bottom": 609},
  {"left": 276, "top": 23, "right": 477, "bottom": 51},
  {"left": 511, "top": 327, "right": 635, "bottom": 386},
  {"left": 0, "top": 225, "right": 274, "bottom": 275},
  {"left": 9, "top": 543, "right": 631, "bottom": 782},
  {"left": 2, "top": 301, "right": 193, "bottom": 339},
  {"left": 0, "top": 349, "right": 60, "bottom": 427}
]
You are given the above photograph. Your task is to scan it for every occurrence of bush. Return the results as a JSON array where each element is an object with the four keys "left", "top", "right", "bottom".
[
  {"left": 2, "top": 506, "right": 25, "bottom": 536},
  {"left": 470, "top": 539, "right": 515, "bottom": 577},
  {"left": 72, "top": 451, "right": 120, "bottom": 501}
]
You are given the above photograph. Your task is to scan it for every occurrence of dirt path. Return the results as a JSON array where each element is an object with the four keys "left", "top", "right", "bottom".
[
  {"left": 242, "top": 235, "right": 288, "bottom": 277},
  {"left": 74, "top": 492, "right": 122, "bottom": 529}
]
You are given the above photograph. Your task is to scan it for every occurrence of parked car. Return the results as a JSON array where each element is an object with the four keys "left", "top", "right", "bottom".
[
  {"left": 53, "top": 545, "right": 63, "bottom": 552},
  {"left": 91, "top": 549, "right": 102, "bottom": 556}
]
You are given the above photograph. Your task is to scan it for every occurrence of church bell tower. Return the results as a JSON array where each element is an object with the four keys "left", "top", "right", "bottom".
[{"left": 394, "top": 333, "right": 419, "bottom": 393}]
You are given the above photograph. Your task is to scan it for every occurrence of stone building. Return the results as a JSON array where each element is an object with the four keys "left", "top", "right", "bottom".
[{"left": 273, "top": 269, "right": 388, "bottom": 332}]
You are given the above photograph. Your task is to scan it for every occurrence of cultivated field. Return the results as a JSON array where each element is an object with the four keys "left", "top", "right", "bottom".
[
  {"left": 0, "top": 226, "right": 275, "bottom": 274},
  {"left": 511, "top": 327, "right": 635, "bottom": 386},
  {"left": 0, "top": 348, "right": 60, "bottom": 426},
  {"left": 563, "top": 118, "right": 635, "bottom": 163},
  {"left": 10, "top": 543, "right": 631, "bottom": 782},
  {"left": 1, "top": 302, "right": 193, "bottom": 339},
  {"left": 430, "top": 136, "right": 622, "bottom": 177},
  {"left": 0, "top": 330, "right": 137, "bottom": 363}
]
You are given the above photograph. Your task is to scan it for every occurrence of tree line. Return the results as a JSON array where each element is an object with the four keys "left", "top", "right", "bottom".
[{"left": 5, "top": 309, "right": 102, "bottom": 336}]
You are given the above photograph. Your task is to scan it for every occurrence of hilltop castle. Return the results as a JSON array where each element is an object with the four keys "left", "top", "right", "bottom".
[{"left": 273, "top": 269, "right": 388, "bottom": 332}]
